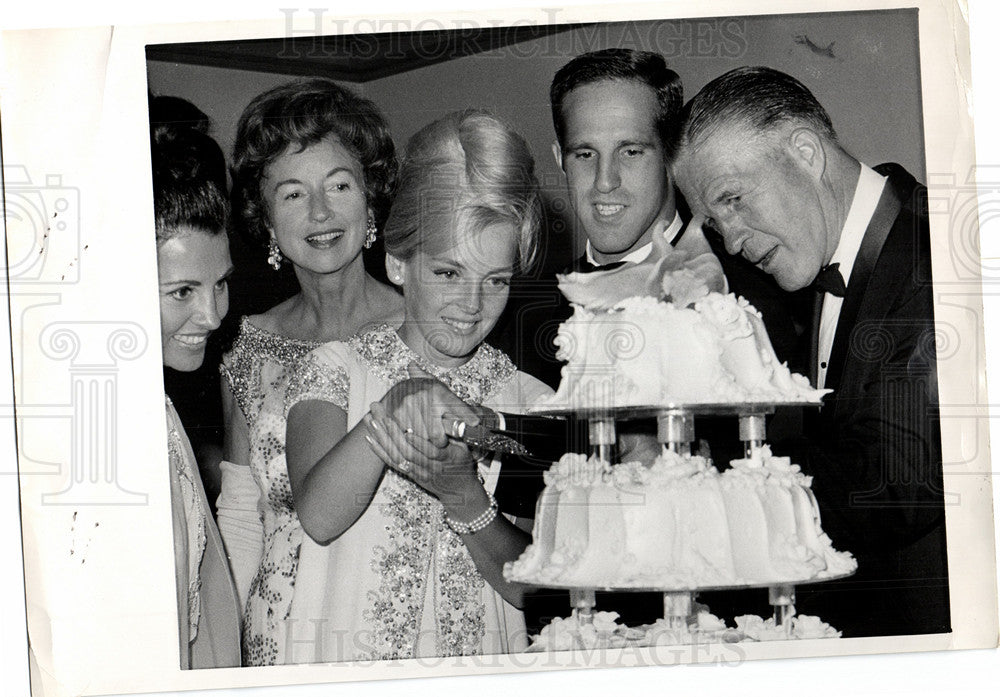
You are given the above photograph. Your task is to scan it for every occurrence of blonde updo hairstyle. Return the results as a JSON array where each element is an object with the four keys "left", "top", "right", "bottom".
[{"left": 383, "top": 109, "right": 541, "bottom": 273}]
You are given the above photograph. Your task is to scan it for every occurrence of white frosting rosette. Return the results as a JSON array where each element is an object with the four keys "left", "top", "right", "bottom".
[
  {"left": 734, "top": 613, "right": 842, "bottom": 641},
  {"left": 527, "top": 608, "right": 843, "bottom": 651},
  {"left": 544, "top": 453, "right": 609, "bottom": 489}
]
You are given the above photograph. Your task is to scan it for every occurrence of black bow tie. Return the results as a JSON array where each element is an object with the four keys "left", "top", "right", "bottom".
[
  {"left": 813, "top": 263, "right": 847, "bottom": 297},
  {"left": 576, "top": 259, "right": 628, "bottom": 274}
]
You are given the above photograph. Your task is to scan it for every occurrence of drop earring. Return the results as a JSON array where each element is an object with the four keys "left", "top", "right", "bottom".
[
  {"left": 364, "top": 217, "right": 377, "bottom": 249},
  {"left": 267, "top": 238, "right": 283, "bottom": 270}
]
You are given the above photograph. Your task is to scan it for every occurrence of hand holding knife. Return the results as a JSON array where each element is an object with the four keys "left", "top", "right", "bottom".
[{"left": 442, "top": 413, "right": 532, "bottom": 456}]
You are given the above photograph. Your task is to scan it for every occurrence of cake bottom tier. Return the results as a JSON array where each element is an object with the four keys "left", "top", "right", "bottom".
[{"left": 526, "top": 605, "right": 841, "bottom": 652}]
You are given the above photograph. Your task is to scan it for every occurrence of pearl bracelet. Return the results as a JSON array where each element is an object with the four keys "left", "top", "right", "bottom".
[{"left": 444, "top": 491, "right": 498, "bottom": 535}]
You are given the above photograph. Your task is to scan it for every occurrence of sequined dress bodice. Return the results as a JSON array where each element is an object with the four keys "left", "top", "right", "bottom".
[
  {"left": 245, "top": 324, "right": 528, "bottom": 665},
  {"left": 221, "top": 317, "right": 321, "bottom": 433}
]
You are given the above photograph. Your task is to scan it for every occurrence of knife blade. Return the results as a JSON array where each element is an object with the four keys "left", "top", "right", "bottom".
[{"left": 442, "top": 415, "right": 532, "bottom": 456}]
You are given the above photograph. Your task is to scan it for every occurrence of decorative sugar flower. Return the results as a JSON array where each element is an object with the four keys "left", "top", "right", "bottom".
[
  {"left": 793, "top": 615, "right": 842, "bottom": 639},
  {"left": 557, "top": 218, "right": 726, "bottom": 310}
]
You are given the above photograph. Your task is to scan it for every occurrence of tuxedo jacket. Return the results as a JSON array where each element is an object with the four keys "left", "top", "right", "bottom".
[{"left": 788, "top": 163, "right": 949, "bottom": 637}]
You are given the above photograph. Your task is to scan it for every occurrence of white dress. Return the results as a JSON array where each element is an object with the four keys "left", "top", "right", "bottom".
[
  {"left": 166, "top": 397, "right": 241, "bottom": 669},
  {"left": 251, "top": 324, "right": 549, "bottom": 664}
]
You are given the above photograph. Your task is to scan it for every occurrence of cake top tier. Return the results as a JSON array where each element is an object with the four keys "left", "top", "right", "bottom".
[
  {"left": 557, "top": 219, "right": 726, "bottom": 311},
  {"left": 544, "top": 220, "right": 828, "bottom": 408}
]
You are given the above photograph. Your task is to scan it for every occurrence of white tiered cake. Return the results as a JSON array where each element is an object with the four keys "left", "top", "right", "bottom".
[
  {"left": 506, "top": 222, "right": 851, "bottom": 647},
  {"left": 504, "top": 448, "right": 856, "bottom": 589}
]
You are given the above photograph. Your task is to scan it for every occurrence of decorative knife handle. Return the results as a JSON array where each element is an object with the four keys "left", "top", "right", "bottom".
[{"left": 443, "top": 414, "right": 467, "bottom": 439}]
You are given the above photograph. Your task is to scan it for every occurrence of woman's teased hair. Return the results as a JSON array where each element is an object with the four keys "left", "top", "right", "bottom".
[
  {"left": 231, "top": 78, "right": 398, "bottom": 244},
  {"left": 383, "top": 109, "right": 541, "bottom": 273},
  {"left": 150, "top": 117, "right": 229, "bottom": 244}
]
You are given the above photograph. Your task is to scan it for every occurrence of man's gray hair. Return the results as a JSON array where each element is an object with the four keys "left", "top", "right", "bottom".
[{"left": 674, "top": 66, "right": 836, "bottom": 158}]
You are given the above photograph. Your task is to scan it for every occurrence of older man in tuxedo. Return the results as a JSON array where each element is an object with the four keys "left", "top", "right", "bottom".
[{"left": 673, "top": 66, "right": 949, "bottom": 637}]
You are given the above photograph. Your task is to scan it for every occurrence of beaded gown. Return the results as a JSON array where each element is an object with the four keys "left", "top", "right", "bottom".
[
  {"left": 217, "top": 317, "right": 320, "bottom": 662},
  {"left": 244, "top": 324, "right": 550, "bottom": 665}
]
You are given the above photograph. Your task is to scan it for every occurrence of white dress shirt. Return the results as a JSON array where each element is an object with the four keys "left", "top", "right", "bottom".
[
  {"left": 817, "top": 164, "right": 887, "bottom": 389},
  {"left": 585, "top": 211, "right": 684, "bottom": 266}
]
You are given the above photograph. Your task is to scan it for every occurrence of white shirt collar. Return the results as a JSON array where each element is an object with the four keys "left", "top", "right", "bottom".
[
  {"left": 816, "top": 163, "right": 887, "bottom": 389},
  {"left": 585, "top": 211, "right": 684, "bottom": 267},
  {"left": 827, "top": 163, "right": 887, "bottom": 287}
]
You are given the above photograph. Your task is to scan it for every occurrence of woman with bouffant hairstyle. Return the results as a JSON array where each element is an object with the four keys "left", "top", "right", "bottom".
[
  {"left": 215, "top": 78, "right": 404, "bottom": 666},
  {"left": 277, "top": 109, "right": 552, "bottom": 663},
  {"left": 380, "top": 109, "right": 540, "bottom": 271}
]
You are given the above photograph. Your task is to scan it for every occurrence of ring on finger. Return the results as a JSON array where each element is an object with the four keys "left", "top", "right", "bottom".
[{"left": 396, "top": 459, "right": 412, "bottom": 473}]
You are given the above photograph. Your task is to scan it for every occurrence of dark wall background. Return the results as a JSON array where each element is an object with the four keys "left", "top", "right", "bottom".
[{"left": 148, "top": 10, "right": 925, "bottom": 271}]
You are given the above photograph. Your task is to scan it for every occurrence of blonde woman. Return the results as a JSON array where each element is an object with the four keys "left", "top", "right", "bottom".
[{"left": 276, "top": 110, "right": 551, "bottom": 663}]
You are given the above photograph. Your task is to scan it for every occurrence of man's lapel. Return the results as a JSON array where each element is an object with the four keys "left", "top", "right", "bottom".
[
  {"left": 808, "top": 292, "right": 823, "bottom": 387},
  {"left": 823, "top": 166, "right": 907, "bottom": 392}
]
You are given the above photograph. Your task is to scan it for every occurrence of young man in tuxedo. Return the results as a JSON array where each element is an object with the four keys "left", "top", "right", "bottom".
[
  {"left": 552, "top": 49, "right": 686, "bottom": 268},
  {"left": 491, "top": 47, "right": 797, "bottom": 504},
  {"left": 497, "top": 49, "right": 695, "bottom": 385},
  {"left": 673, "top": 66, "right": 950, "bottom": 637}
]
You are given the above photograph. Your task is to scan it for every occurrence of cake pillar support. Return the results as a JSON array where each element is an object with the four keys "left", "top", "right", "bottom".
[
  {"left": 589, "top": 418, "right": 616, "bottom": 463},
  {"left": 662, "top": 591, "right": 693, "bottom": 631},
  {"left": 569, "top": 588, "right": 597, "bottom": 626},
  {"left": 769, "top": 584, "right": 796, "bottom": 637},
  {"left": 657, "top": 410, "right": 694, "bottom": 456},
  {"left": 739, "top": 413, "right": 767, "bottom": 457}
]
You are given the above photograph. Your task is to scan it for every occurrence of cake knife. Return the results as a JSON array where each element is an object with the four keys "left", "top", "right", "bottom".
[{"left": 442, "top": 415, "right": 532, "bottom": 457}]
